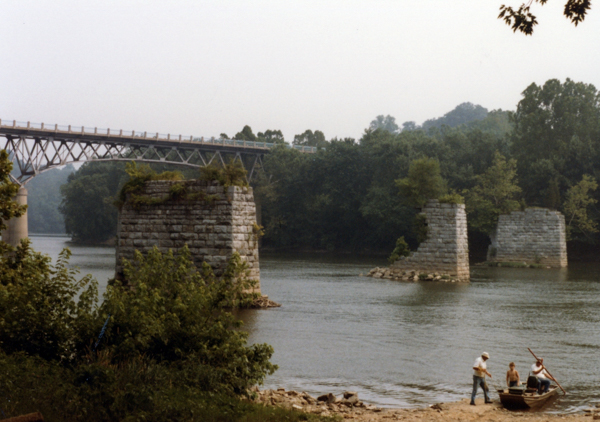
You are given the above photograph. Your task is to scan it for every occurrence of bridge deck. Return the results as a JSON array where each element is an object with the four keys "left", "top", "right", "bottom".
[{"left": 0, "top": 119, "right": 317, "bottom": 154}]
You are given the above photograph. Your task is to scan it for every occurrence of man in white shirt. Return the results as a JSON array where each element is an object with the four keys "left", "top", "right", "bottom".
[
  {"left": 531, "top": 358, "right": 554, "bottom": 394},
  {"left": 470, "top": 352, "right": 493, "bottom": 405}
]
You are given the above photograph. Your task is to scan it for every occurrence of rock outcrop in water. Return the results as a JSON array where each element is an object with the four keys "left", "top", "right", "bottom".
[{"left": 363, "top": 267, "right": 464, "bottom": 283}]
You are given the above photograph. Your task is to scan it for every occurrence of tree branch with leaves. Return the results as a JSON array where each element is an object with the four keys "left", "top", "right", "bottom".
[{"left": 499, "top": 0, "right": 591, "bottom": 34}]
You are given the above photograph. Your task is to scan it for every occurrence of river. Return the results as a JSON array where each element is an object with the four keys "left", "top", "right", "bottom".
[{"left": 29, "top": 235, "right": 600, "bottom": 413}]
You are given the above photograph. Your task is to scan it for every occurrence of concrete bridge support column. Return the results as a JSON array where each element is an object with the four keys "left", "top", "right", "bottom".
[{"left": 1, "top": 187, "right": 28, "bottom": 247}]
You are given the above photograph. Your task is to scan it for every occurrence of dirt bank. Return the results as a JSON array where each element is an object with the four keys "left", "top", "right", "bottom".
[{"left": 252, "top": 388, "right": 597, "bottom": 421}]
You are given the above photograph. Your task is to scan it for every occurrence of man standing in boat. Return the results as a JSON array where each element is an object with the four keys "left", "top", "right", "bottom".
[
  {"left": 471, "top": 352, "right": 493, "bottom": 405},
  {"left": 532, "top": 358, "right": 555, "bottom": 394}
]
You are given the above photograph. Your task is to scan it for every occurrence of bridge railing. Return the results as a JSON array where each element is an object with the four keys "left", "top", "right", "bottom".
[{"left": 0, "top": 119, "right": 318, "bottom": 153}]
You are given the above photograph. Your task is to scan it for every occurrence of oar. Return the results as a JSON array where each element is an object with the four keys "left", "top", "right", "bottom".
[{"left": 528, "top": 348, "right": 566, "bottom": 395}]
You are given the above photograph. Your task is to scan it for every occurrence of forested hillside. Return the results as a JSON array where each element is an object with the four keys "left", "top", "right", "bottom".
[{"left": 57, "top": 79, "right": 600, "bottom": 257}]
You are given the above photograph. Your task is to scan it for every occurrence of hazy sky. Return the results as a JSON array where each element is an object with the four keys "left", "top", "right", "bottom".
[{"left": 2, "top": 1, "right": 600, "bottom": 142}]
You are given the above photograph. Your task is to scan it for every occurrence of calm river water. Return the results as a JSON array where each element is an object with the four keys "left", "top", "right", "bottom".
[{"left": 29, "top": 235, "right": 600, "bottom": 413}]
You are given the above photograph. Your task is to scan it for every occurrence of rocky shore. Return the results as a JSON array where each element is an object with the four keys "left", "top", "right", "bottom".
[
  {"left": 250, "top": 387, "right": 597, "bottom": 421},
  {"left": 362, "top": 267, "right": 465, "bottom": 283}
]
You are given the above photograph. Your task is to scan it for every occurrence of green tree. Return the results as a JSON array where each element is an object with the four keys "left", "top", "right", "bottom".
[
  {"left": 293, "top": 129, "right": 328, "bottom": 149},
  {"left": 401, "top": 121, "right": 419, "bottom": 132},
  {"left": 499, "top": 0, "right": 592, "bottom": 35},
  {"left": 395, "top": 157, "right": 446, "bottom": 208},
  {"left": 369, "top": 115, "right": 399, "bottom": 133},
  {"left": 511, "top": 78, "right": 600, "bottom": 206},
  {"left": 463, "top": 151, "right": 522, "bottom": 235},
  {"left": 60, "top": 162, "right": 126, "bottom": 242},
  {"left": 422, "top": 102, "right": 488, "bottom": 131},
  {"left": 234, "top": 125, "right": 257, "bottom": 141},
  {"left": 562, "top": 174, "right": 598, "bottom": 239},
  {"left": 0, "top": 150, "right": 27, "bottom": 231},
  {"left": 466, "top": 109, "right": 513, "bottom": 138},
  {"left": 254, "top": 145, "right": 310, "bottom": 248},
  {"left": 257, "top": 129, "right": 286, "bottom": 145},
  {"left": 358, "top": 129, "right": 417, "bottom": 247}
]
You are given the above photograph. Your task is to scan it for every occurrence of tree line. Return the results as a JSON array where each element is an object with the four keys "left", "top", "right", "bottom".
[{"left": 56, "top": 78, "right": 600, "bottom": 257}]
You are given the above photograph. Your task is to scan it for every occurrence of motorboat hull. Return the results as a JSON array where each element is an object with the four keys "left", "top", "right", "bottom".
[{"left": 498, "top": 385, "right": 559, "bottom": 409}]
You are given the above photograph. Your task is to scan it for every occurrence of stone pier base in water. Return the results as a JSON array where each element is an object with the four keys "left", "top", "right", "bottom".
[
  {"left": 488, "top": 208, "right": 567, "bottom": 268},
  {"left": 389, "top": 199, "right": 470, "bottom": 281},
  {"left": 116, "top": 180, "right": 261, "bottom": 293}
]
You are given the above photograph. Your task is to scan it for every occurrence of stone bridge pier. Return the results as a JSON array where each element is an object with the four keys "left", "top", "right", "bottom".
[{"left": 1, "top": 187, "right": 28, "bottom": 247}]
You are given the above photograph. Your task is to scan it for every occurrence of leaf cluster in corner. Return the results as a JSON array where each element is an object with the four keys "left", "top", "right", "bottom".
[{"left": 499, "top": 0, "right": 590, "bottom": 35}]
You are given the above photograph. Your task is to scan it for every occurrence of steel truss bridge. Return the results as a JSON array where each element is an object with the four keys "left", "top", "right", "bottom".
[{"left": 0, "top": 119, "right": 316, "bottom": 185}]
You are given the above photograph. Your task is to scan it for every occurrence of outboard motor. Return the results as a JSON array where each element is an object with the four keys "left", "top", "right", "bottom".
[{"left": 527, "top": 375, "right": 539, "bottom": 390}]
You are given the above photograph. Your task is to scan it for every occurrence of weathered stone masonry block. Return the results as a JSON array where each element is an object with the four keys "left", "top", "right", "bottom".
[
  {"left": 115, "top": 180, "right": 261, "bottom": 292},
  {"left": 488, "top": 208, "right": 567, "bottom": 268},
  {"left": 390, "top": 200, "right": 470, "bottom": 281}
]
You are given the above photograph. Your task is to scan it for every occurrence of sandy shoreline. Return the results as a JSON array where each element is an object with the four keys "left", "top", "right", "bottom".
[{"left": 252, "top": 388, "right": 597, "bottom": 421}]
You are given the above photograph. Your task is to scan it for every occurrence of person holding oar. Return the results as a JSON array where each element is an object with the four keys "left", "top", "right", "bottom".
[
  {"left": 531, "top": 358, "right": 554, "bottom": 394},
  {"left": 528, "top": 348, "right": 566, "bottom": 396}
]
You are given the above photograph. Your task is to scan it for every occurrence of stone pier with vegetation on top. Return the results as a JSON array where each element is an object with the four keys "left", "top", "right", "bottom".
[
  {"left": 487, "top": 208, "right": 567, "bottom": 268},
  {"left": 367, "top": 199, "right": 470, "bottom": 282},
  {"left": 116, "top": 179, "right": 262, "bottom": 293}
]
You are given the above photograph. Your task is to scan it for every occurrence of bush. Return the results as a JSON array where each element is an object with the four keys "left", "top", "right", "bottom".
[
  {"left": 439, "top": 192, "right": 465, "bottom": 204},
  {"left": 102, "top": 246, "right": 274, "bottom": 394},
  {"left": 388, "top": 236, "right": 410, "bottom": 263},
  {"left": 0, "top": 240, "right": 98, "bottom": 362},
  {"left": 0, "top": 350, "right": 334, "bottom": 422},
  {"left": 115, "top": 162, "right": 184, "bottom": 208},
  {"left": 0, "top": 240, "right": 280, "bottom": 419},
  {"left": 200, "top": 160, "right": 249, "bottom": 188}
]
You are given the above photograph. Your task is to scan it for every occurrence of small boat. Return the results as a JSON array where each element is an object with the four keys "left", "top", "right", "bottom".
[{"left": 498, "top": 384, "right": 559, "bottom": 409}]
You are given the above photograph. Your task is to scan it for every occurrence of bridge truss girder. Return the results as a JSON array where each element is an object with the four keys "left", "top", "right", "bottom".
[{"left": 0, "top": 134, "right": 267, "bottom": 185}]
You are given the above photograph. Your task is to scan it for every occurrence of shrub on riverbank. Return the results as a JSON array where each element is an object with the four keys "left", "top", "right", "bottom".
[
  {"left": 0, "top": 351, "right": 335, "bottom": 421},
  {"left": 0, "top": 224, "right": 287, "bottom": 420}
]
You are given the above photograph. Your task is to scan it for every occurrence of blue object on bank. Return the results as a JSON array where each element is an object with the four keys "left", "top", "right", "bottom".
[{"left": 92, "top": 314, "right": 111, "bottom": 352}]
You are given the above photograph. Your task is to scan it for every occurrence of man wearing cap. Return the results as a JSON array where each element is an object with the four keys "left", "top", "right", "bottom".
[{"left": 471, "top": 352, "right": 493, "bottom": 405}]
